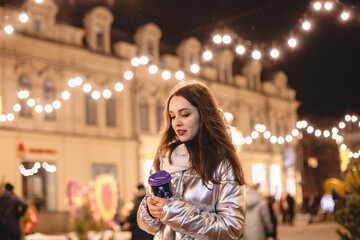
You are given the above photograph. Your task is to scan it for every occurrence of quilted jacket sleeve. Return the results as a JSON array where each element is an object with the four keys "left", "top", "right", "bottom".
[{"left": 160, "top": 164, "right": 246, "bottom": 240}]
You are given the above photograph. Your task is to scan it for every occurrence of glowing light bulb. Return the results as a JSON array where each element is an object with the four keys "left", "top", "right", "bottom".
[
  {"left": 270, "top": 49, "right": 279, "bottom": 59},
  {"left": 302, "top": 21, "right": 311, "bottom": 31},
  {"left": 245, "top": 137, "right": 253, "bottom": 144},
  {"left": 91, "top": 90, "right": 101, "bottom": 100},
  {"left": 102, "top": 89, "right": 112, "bottom": 99},
  {"left": 35, "top": 105, "right": 43, "bottom": 113},
  {"left": 83, "top": 83, "right": 92, "bottom": 93},
  {"left": 288, "top": 38, "right": 297, "bottom": 48},
  {"left": 139, "top": 56, "right": 149, "bottom": 65},
  {"left": 52, "top": 100, "right": 61, "bottom": 109},
  {"left": 27, "top": 98, "right": 35, "bottom": 107},
  {"left": 44, "top": 104, "right": 53, "bottom": 113},
  {"left": 13, "top": 104, "right": 21, "bottom": 112},
  {"left": 315, "top": 129, "right": 322, "bottom": 137},
  {"left": 323, "top": 130, "right": 330, "bottom": 137},
  {"left": 19, "top": 13, "right": 29, "bottom": 23},
  {"left": 114, "top": 82, "right": 124, "bottom": 92},
  {"left": 190, "top": 64, "right": 200, "bottom": 74},
  {"left": 313, "top": 2, "right": 322, "bottom": 11},
  {"left": 264, "top": 131, "right": 271, "bottom": 139},
  {"left": 0, "top": 115, "right": 6, "bottom": 122},
  {"left": 203, "top": 51, "right": 213, "bottom": 61},
  {"left": 339, "top": 122, "right": 345, "bottom": 129},
  {"left": 236, "top": 45, "right": 245, "bottom": 55},
  {"left": 307, "top": 126, "right": 314, "bottom": 134},
  {"left": 351, "top": 115, "right": 358, "bottom": 122},
  {"left": 61, "top": 91, "right": 70, "bottom": 100},
  {"left": 251, "top": 131, "right": 259, "bottom": 139},
  {"left": 222, "top": 35, "right": 231, "bottom": 44},
  {"left": 148, "top": 65, "right": 158, "bottom": 74},
  {"left": 68, "top": 78, "right": 76, "bottom": 88},
  {"left": 324, "top": 2, "right": 333, "bottom": 11},
  {"left": 175, "top": 71, "right": 184, "bottom": 80},
  {"left": 292, "top": 129, "right": 299, "bottom": 137},
  {"left": 277, "top": 137, "right": 285, "bottom": 144},
  {"left": 341, "top": 11, "right": 350, "bottom": 21},
  {"left": 270, "top": 136, "right": 277, "bottom": 144},
  {"left": 345, "top": 115, "right": 351, "bottom": 121},
  {"left": 7, "top": 113, "right": 14, "bottom": 121},
  {"left": 252, "top": 50, "right": 261, "bottom": 60},
  {"left": 124, "top": 71, "right": 134, "bottom": 80},
  {"left": 213, "top": 34, "right": 222, "bottom": 44},
  {"left": 286, "top": 135, "right": 293, "bottom": 142},
  {"left": 35, "top": 0, "right": 43, "bottom": 3},
  {"left": 332, "top": 127, "right": 338, "bottom": 134},
  {"left": 4, "top": 24, "right": 14, "bottom": 34},
  {"left": 162, "top": 70, "right": 171, "bottom": 80},
  {"left": 131, "top": 57, "right": 140, "bottom": 67}
]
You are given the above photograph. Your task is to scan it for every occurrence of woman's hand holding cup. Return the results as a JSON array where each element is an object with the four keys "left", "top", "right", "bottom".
[{"left": 147, "top": 195, "right": 167, "bottom": 219}]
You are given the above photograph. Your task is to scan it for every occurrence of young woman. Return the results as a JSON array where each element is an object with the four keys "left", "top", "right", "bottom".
[{"left": 137, "top": 81, "right": 246, "bottom": 240}]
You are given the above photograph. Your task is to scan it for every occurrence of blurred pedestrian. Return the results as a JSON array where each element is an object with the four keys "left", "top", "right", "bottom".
[
  {"left": 308, "top": 193, "right": 320, "bottom": 224},
  {"left": 267, "top": 195, "right": 278, "bottom": 240},
  {"left": 137, "top": 81, "right": 246, "bottom": 239},
  {"left": 125, "top": 184, "right": 153, "bottom": 240},
  {"left": 286, "top": 194, "right": 295, "bottom": 224},
  {"left": 0, "top": 183, "right": 28, "bottom": 240},
  {"left": 243, "top": 184, "right": 273, "bottom": 240}
]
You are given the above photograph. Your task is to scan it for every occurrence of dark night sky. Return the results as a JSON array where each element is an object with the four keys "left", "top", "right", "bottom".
[{"left": 2, "top": 0, "right": 360, "bottom": 121}]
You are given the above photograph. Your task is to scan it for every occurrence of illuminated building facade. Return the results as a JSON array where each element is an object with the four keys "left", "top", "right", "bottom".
[{"left": 0, "top": 0, "right": 300, "bottom": 219}]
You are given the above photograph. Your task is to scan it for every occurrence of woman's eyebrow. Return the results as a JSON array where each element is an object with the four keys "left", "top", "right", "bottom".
[{"left": 169, "top": 108, "right": 191, "bottom": 114}]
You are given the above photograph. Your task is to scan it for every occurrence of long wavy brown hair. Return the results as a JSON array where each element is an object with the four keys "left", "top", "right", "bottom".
[{"left": 154, "top": 81, "right": 245, "bottom": 186}]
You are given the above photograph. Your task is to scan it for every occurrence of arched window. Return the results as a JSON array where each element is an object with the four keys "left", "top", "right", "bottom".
[
  {"left": 44, "top": 78, "right": 56, "bottom": 120},
  {"left": 19, "top": 74, "right": 32, "bottom": 117},
  {"left": 86, "top": 94, "right": 97, "bottom": 125},
  {"left": 139, "top": 96, "right": 149, "bottom": 131},
  {"left": 106, "top": 97, "right": 116, "bottom": 127},
  {"left": 156, "top": 99, "right": 163, "bottom": 132}
]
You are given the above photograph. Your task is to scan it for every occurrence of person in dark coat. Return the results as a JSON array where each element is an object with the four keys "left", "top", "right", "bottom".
[
  {"left": 0, "top": 183, "right": 28, "bottom": 240},
  {"left": 126, "top": 184, "right": 153, "bottom": 240},
  {"left": 286, "top": 194, "right": 295, "bottom": 224},
  {"left": 267, "top": 196, "right": 278, "bottom": 240}
]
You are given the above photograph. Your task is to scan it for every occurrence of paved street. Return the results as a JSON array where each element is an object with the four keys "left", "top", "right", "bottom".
[{"left": 278, "top": 213, "right": 342, "bottom": 240}]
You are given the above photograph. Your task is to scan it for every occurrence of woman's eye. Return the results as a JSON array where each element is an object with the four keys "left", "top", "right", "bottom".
[
  {"left": 170, "top": 116, "right": 175, "bottom": 119},
  {"left": 182, "top": 114, "right": 190, "bottom": 117}
]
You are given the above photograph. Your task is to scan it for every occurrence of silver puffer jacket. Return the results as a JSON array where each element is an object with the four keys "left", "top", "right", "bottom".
[{"left": 137, "top": 161, "right": 246, "bottom": 240}]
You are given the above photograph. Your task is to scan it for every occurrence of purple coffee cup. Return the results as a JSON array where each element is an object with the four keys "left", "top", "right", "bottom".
[{"left": 148, "top": 170, "right": 173, "bottom": 199}]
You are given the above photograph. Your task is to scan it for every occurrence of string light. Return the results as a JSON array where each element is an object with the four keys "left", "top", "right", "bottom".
[
  {"left": 270, "top": 49, "right": 280, "bottom": 59},
  {"left": 203, "top": 50, "right": 213, "bottom": 61},
  {"left": 114, "top": 82, "right": 124, "bottom": 92},
  {"left": 162, "top": 70, "right": 171, "bottom": 80},
  {"left": 236, "top": 45, "right": 246, "bottom": 55},
  {"left": 148, "top": 64, "right": 158, "bottom": 74},
  {"left": 288, "top": 38, "right": 297, "bottom": 48},
  {"left": 213, "top": 34, "right": 222, "bottom": 44},
  {"left": 19, "top": 13, "right": 29, "bottom": 23},
  {"left": 252, "top": 50, "right": 261, "bottom": 60},
  {"left": 175, "top": 71, "right": 185, "bottom": 80},
  {"left": 190, "top": 64, "right": 200, "bottom": 74},
  {"left": 302, "top": 21, "right": 311, "bottom": 31}
]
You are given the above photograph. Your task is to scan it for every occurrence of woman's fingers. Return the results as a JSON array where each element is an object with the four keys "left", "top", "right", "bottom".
[{"left": 146, "top": 196, "right": 164, "bottom": 219}]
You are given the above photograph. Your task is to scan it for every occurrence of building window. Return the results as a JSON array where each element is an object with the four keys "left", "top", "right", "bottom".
[
  {"left": 19, "top": 74, "right": 32, "bottom": 117},
  {"left": 44, "top": 78, "right": 56, "bottom": 121},
  {"left": 92, "top": 164, "right": 117, "bottom": 179},
  {"left": 86, "top": 95, "right": 97, "bottom": 125},
  {"left": 223, "top": 64, "right": 228, "bottom": 83},
  {"left": 96, "top": 25, "right": 104, "bottom": 53},
  {"left": 106, "top": 97, "right": 116, "bottom": 127},
  {"left": 34, "top": 16, "right": 43, "bottom": 33},
  {"left": 22, "top": 161, "right": 57, "bottom": 211},
  {"left": 147, "top": 40, "right": 154, "bottom": 60},
  {"left": 139, "top": 96, "right": 149, "bottom": 131},
  {"left": 156, "top": 99, "right": 163, "bottom": 132}
]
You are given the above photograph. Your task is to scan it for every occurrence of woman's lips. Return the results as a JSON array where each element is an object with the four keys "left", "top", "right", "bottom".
[{"left": 177, "top": 130, "right": 186, "bottom": 136}]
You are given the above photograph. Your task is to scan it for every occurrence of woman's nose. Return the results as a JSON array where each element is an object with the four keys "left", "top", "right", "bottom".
[{"left": 174, "top": 117, "right": 182, "bottom": 126}]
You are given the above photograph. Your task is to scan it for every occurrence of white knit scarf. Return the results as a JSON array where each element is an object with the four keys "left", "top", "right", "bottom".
[{"left": 161, "top": 143, "right": 191, "bottom": 173}]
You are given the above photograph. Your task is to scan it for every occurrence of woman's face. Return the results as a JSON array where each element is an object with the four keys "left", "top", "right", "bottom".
[{"left": 169, "top": 96, "right": 200, "bottom": 142}]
